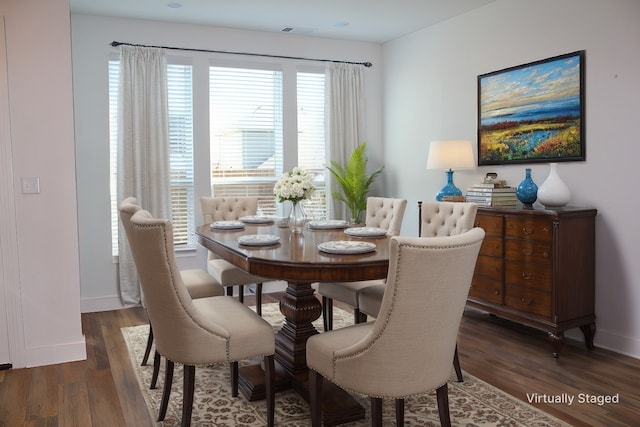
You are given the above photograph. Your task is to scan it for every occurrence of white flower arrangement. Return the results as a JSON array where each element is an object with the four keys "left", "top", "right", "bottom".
[{"left": 273, "top": 167, "right": 316, "bottom": 203}]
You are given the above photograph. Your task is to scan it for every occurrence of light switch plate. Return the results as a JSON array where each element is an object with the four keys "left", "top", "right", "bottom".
[{"left": 21, "top": 177, "right": 40, "bottom": 194}]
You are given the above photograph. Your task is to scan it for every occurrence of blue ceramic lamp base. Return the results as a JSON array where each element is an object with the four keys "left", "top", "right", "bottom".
[{"left": 435, "top": 170, "right": 462, "bottom": 201}]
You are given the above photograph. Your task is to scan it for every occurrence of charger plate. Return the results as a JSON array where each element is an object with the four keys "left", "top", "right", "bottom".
[
  {"left": 239, "top": 215, "right": 274, "bottom": 224},
  {"left": 308, "top": 220, "right": 349, "bottom": 229},
  {"left": 210, "top": 220, "right": 245, "bottom": 230},
  {"left": 238, "top": 234, "right": 280, "bottom": 246},
  {"left": 344, "top": 227, "right": 387, "bottom": 237},
  {"left": 318, "top": 241, "right": 376, "bottom": 254}
]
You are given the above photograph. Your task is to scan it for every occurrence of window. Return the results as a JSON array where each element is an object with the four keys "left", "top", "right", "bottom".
[
  {"left": 297, "top": 72, "right": 326, "bottom": 220},
  {"left": 109, "top": 60, "right": 195, "bottom": 255},
  {"left": 209, "top": 66, "right": 283, "bottom": 215},
  {"left": 109, "top": 57, "right": 328, "bottom": 257},
  {"left": 209, "top": 65, "right": 327, "bottom": 219}
]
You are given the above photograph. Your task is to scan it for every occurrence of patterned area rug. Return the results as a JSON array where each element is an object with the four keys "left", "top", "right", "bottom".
[{"left": 122, "top": 303, "right": 569, "bottom": 426}]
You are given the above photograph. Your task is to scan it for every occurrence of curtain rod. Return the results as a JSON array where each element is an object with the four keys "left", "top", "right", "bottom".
[{"left": 110, "top": 41, "right": 372, "bottom": 68}]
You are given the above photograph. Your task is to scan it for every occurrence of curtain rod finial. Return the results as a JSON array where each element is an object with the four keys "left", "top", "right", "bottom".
[
  {"left": 110, "top": 41, "right": 121, "bottom": 47},
  {"left": 364, "top": 62, "right": 373, "bottom": 68}
]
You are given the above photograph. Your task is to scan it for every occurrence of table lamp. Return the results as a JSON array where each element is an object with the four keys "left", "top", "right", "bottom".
[{"left": 426, "top": 140, "right": 475, "bottom": 201}]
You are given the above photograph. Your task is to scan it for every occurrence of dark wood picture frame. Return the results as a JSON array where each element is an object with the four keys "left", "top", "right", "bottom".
[{"left": 477, "top": 51, "right": 585, "bottom": 165}]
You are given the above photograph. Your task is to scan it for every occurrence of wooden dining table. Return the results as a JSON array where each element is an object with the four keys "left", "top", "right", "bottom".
[{"left": 196, "top": 221, "right": 392, "bottom": 425}]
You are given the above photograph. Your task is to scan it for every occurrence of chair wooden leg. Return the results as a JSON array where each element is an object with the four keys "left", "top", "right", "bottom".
[
  {"left": 158, "top": 359, "right": 174, "bottom": 421},
  {"left": 322, "top": 296, "right": 333, "bottom": 331},
  {"left": 238, "top": 285, "right": 245, "bottom": 303},
  {"left": 150, "top": 351, "right": 161, "bottom": 389},
  {"left": 354, "top": 309, "right": 367, "bottom": 324},
  {"left": 256, "top": 283, "right": 263, "bottom": 316},
  {"left": 225, "top": 286, "right": 234, "bottom": 296},
  {"left": 453, "top": 344, "right": 463, "bottom": 382},
  {"left": 395, "top": 398, "right": 404, "bottom": 426},
  {"left": 182, "top": 365, "right": 196, "bottom": 427},
  {"left": 264, "top": 355, "right": 275, "bottom": 427},
  {"left": 370, "top": 397, "right": 383, "bottom": 427},
  {"left": 230, "top": 361, "right": 239, "bottom": 397},
  {"left": 142, "top": 325, "right": 153, "bottom": 366},
  {"left": 309, "top": 370, "right": 323, "bottom": 427},
  {"left": 436, "top": 383, "right": 451, "bottom": 427}
]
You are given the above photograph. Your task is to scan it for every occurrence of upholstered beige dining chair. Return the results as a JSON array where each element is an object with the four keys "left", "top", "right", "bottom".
[
  {"left": 316, "top": 196, "right": 407, "bottom": 331},
  {"left": 357, "top": 200, "right": 479, "bottom": 382},
  {"left": 122, "top": 207, "right": 276, "bottom": 427},
  {"left": 118, "top": 197, "right": 226, "bottom": 389},
  {"left": 200, "top": 196, "right": 268, "bottom": 315},
  {"left": 307, "top": 229, "right": 485, "bottom": 427}
]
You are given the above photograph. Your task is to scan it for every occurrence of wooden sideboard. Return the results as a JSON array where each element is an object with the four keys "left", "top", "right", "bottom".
[{"left": 468, "top": 205, "right": 597, "bottom": 358}]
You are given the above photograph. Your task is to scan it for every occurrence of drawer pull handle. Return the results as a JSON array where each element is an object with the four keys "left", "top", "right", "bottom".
[
  {"left": 522, "top": 227, "right": 534, "bottom": 234},
  {"left": 522, "top": 272, "right": 533, "bottom": 280},
  {"left": 494, "top": 290, "right": 499, "bottom": 295},
  {"left": 522, "top": 248, "right": 533, "bottom": 256},
  {"left": 521, "top": 297, "right": 532, "bottom": 305}
]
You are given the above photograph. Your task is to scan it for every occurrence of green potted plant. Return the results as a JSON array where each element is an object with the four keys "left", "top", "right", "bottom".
[{"left": 326, "top": 143, "right": 384, "bottom": 224}]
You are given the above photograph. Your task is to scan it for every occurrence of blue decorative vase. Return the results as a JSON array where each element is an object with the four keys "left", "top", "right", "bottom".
[{"left": 516, "top": 168, "right": 538, "bottom": 206}]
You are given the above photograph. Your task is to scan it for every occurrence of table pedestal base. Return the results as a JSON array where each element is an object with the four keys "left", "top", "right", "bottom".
[{"left": 237, "top": 280, "right": 365, "bottom": 425}]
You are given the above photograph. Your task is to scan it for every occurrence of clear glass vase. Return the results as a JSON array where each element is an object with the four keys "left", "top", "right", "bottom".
[{"left": 288, "top": 201, "right": 306, "bottom": 233}]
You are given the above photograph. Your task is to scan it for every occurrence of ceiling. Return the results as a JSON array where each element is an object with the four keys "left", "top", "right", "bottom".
[{"left": 70, "top": 0, "right": 496, "bottom": 44}]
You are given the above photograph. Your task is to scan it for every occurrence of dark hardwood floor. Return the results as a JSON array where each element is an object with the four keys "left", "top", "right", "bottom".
[{"left": 1, "top": 292, "right": 638, "bottom": 426}]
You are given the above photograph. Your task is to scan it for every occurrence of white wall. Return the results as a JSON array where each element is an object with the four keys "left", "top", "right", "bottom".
[
  {"left": 0, "top": 0, "right": 85, "bottom": 367},
  {"left": 71, "top": 15, "right": 383, "bottom": 312},
  {"left": 383, "top": 0, "right": 640, "bottom": 358}
]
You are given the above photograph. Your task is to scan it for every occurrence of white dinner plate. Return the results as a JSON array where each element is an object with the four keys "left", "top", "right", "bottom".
[
  {"left": 210, "top": 220, "right": 245, "bottom": 230},
  {"left": 308, "top": 220, "right": 349, "bottom": 229},
  {"left": 318, "top": 241, "right": 376, "bottom": 255},
  {"left": 238, "top": 234, "right": 280, "bottom": 246},
  {"left": 344, "top": 227, "right": 388, "bottom": 237},
  {"left": 239, "top": 215, "right": 274, "bottom": 224}
]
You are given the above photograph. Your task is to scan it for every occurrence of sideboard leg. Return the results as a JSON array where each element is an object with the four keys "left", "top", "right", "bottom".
[
  {"left": 548, "top": 331, "right": 564, "bottom": 359},
  {"left": 580, "top": 322, "right": 597, "bottom": 350}
]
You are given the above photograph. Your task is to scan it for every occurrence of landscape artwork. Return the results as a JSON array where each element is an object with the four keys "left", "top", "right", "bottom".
[{"left": 477, "top": 51, "right": 585, "bottom": 165}]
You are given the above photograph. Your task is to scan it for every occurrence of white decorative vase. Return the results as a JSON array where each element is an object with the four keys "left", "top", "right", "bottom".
[{"left": 537, "top": 163, "right": 571, "bottom": 208}]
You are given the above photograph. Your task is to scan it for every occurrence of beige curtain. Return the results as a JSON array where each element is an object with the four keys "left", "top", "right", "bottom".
[
  {"left": 117, "top": 46, "right": 171, "bottom": 306},
  {"left": 325, "top": 63, "right": 366, "bottom": 220}
]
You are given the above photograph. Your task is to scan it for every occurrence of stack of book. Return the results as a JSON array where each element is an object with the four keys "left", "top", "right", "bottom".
[{"left": 465, "top": 184, "right": 518, "bottom": 207}]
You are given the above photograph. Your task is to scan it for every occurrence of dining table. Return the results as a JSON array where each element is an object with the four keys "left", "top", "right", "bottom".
[{"left": 196, "top": 219, "right": 392, "bottom": 425}]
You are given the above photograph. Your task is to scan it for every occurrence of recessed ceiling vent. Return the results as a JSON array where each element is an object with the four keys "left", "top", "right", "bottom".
[{"left": 281, "top": 27, "right": 295, "bottom": 33}]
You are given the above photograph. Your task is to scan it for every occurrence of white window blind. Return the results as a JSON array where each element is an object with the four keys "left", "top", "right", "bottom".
[
  {"left": 209, "top": 66, "right": 283, "bottom": 215},
  {"left": 109, "top": 60, "right": 195, "bottom": 255},
  {"left": 297, "top": 72, "right": 327, "bottom": 220}
]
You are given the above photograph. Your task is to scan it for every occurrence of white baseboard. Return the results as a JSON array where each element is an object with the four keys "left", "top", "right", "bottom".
[
  {"left": 81, "top": 295, "right": 128, "bottom": 313},
  {"left": 25, "top": 339, "right": 87, "bottom": 368},
  {"left": 587, "top": 328, "right": 640, "bottom": 360}
]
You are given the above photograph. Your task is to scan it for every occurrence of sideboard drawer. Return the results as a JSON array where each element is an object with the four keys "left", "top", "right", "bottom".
[
  {"left": 505, "top": 239, "right": 551, "bottom": 264},
  {"left": 505, "top": 217, "right": 552, "bottom": 241},
  {"left": 470, "top": 275, "right": 502, "bottom": 305},
  {"left": 480, "top": 235, "right": 503, "bottom": 257},
  {"left": 505, "top": 285, "right": 552, "bottom": 317},
  {"left": 474, "top": 255, "right": 502, "bottom": 279},
  {"left": 505, "top": 261, "right": 552, "bottom": 291},
  {"left": 475, "top": 213, "right": 503, "bottom": 235}
]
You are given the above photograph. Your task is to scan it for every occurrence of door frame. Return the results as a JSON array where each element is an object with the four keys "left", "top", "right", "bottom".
[{"left": 0, "top": 16, "right": 26, "bottom": 368}]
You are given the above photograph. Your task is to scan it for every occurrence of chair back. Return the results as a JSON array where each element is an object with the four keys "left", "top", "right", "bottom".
[
  {"left": 200, "top": 196, "right": 259, "bottom": 223},
  {"left": 364, "top": 197, "right": 407, "bottom": 236},
  {"left": 118, "top": 196, "right": 141, "bottom": 235},
  {"left": 418, "top": 201, "right": 478, "bottom": 237},
  {"left": 120, "top": 208, "right": 232, "bottom": 365},
  {"left": 331, "top": 228, "right": 485, "bottom": 397}
]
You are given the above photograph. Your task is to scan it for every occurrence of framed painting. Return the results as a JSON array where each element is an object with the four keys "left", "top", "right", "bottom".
[{"left": 477, "top": 51, "right": 585, "bottom": 165}]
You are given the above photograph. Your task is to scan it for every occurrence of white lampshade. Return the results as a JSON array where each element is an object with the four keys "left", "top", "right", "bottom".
[{"left": 426, "top": 140, "right": 475, "bottom": 170}]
